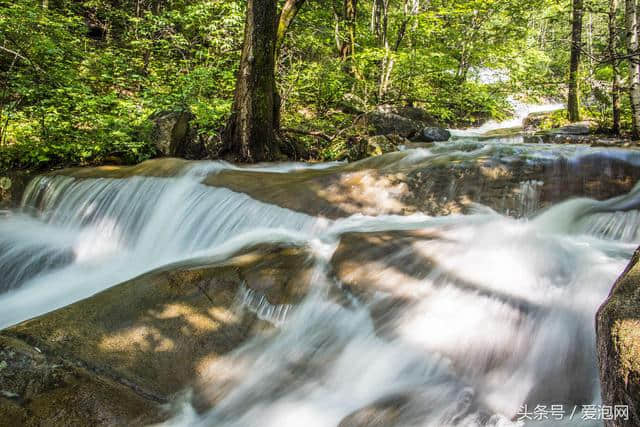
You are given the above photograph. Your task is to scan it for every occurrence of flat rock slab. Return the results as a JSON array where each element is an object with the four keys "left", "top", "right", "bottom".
[
  {"left": 0, "top": 335, "right": 163, "bottom": 426},
  {"left": 47, "top": 152, "right": 640, "bottom": 221},
  {"left": 0, "top": 244, "right": 314, "bottom": 425}
]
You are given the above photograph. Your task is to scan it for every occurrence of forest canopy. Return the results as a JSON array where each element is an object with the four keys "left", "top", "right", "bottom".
[{"left": 0, "top": 0, "right": 634, "bottom": 170}]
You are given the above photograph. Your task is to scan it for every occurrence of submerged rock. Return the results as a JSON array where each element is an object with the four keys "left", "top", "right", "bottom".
[
  {"left": 597, "top": 249, "right": 640, "bottom": 427},
  {"left": 0, "top": 243, "right": 314, "bottom": 425}
]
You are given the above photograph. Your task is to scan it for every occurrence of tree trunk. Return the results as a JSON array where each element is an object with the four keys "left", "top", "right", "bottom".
[
  {"left": 610, "top": 0, "right": 622, "bottom": 135},
  {"left": 340, "top": 0, "right": 358, "bottom": 60},
  {"left": 378, "top": 0, "right": 390, "bottom": 99},
  {"left": 568, "top": 0, "right": 583, "bottom": 122},
  {"left": 626, "top": 0, "right": 640, "bottom": 138},
  {"left": 276, "top": 0, "right": 307, "bottom": 61},
  {"left": 223, "top": 0, "right": 280, "bottom": 162}
]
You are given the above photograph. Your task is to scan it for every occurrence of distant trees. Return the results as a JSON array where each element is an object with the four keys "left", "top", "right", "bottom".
[
  {"left": 625, "top": 0, "right": 640, "bottom": 138},
  {"left": 609, "top": 0, "right": 622, "bottom": 134}
]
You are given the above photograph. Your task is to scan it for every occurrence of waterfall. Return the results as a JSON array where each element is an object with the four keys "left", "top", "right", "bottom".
[
  {"left": 0, "top": 165, "right": 326, "bottom": 328},
  {"left": 450, "top": 100, "right": 564, "bottom": 137}
]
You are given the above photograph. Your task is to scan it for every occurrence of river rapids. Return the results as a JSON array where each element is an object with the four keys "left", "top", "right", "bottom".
[{"left": 1, "top": 110, "right": 639, "bottom": 426}]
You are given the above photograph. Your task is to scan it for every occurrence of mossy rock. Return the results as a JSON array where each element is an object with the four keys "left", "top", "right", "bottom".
[{"left": 596, "top": 249, "right": 640, "bottom": 426}]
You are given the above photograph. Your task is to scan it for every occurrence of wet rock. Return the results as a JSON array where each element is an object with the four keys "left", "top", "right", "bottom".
[
  {"left": 364, "top": 136, "right": 394, "bottom": 157},
  {"left": 339, "top": 395, "right": 409, "bottom": 427},
  {"left": 0, "top": 335, "right": 162, "bottom": 426},
  {"left": 357, "top": 111, "right": 422, "bottom": 138},
  {"left": 524, "top": 132, "right": 629, "bottom": 146},
  {"left": 332, "top": 230, "right": 438, "bottom": 296},
  {"left": 0, "top": 243, "right": 314, "bottom": 424},
  {"left": 596, "top": 249, "right": 640, "bottom": 427},
  {"left": 522, "top": 111, "right": 555, "bottom": 132},
  {"left": 411, "top": 127, "right": 451, "bottom": 143},
  {"left": 0, "top": 172, "right": 34, "bottom": 210},
  {"left": 51, "top": 149, "right": 640, "bottom": 221},
  {"left": 0, "top": 177, "right": 11, "bottom": 210},
  {"left": 552, "top": 121, "right": 592, "bottom": 135},
  {"left": 150, "top": 110, "right": 205, "bottom": 159}
]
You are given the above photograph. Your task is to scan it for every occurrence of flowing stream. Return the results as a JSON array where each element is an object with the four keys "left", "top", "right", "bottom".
[{"left": 1, "top": 109, "right": 640, "bottom": 426}]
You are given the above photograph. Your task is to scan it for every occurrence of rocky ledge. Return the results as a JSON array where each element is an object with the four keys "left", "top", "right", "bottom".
[
  {"left": 597, "top": 250, "right": 640, "bottom": 427},
  {"left": 0, "top": 243, "right": 314, "bottom": 425}
]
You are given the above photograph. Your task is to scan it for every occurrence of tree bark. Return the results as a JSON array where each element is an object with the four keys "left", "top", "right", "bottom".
[
  {"left": 340, "top": 0, "right": 358, "bottom": 60},
  {"left": 275, "top": 0, "right": 307, "bottom": 61},
  {"left": 626, "top": 0, "right": 640, "bottom": 138},
  {"left": 568, "top": 0, "right": 584, "bottom": 122},
  {"left": 223, "top": 0, "right": 280, "bottom": 162},
  {"left": 610, "top": 0, "right": 622, "bottom": 135},
  {"left": 378, "top": 0, "right": 390, "bottom": 99}
]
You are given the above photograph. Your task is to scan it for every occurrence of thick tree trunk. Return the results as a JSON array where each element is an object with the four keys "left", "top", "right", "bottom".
[
  {"left": 276, "top": 0, "right": 307, "bottom": 60},
  {"left": 223, "top": 0, "right": 280, "bottom": 162},
  {"left": 610, "top": 0, "right": 622, "bottom": 135},
  {"left": 627, "top": 0, "right": 640, "bottom": 138},
  {"left": 568, "top": 0, "right": 583, "bottom": 122}
]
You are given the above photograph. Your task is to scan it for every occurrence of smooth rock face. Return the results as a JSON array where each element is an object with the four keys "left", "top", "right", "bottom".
[
  {"left": 597, "top": 249, "right": 640, "bottom": 427},
  {"left": 411, "top": 127, "right": 451, "bottom": 142},
  {"left": 0, "top": 244, "right": 314, "bottom": 425},
  {"left": 150, "top": 110, "right": 205, "bottom": 159}
]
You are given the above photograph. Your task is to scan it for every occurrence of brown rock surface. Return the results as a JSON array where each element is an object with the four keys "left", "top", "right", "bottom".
[
  {"left": 597, "top": 249, "right": 640, "bottom": 427},
  {"left": 0, "top": 244, "right": 314, "bottom": 426}
]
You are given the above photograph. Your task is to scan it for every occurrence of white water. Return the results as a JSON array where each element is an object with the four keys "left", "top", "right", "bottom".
[
  {"left": 1, "top": 119, "right": 639, "bottom": 425},
  {"left": 450, "top": 99, "right": 564, "bottom": 137}
]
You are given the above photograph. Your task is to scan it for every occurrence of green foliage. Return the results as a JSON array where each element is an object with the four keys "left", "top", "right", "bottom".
[
  {"left": 0, "top": 0, "right": 631, "bottom": 171},
  {"left": 0, "top": 0, "right": 243, "bottom": 171}
]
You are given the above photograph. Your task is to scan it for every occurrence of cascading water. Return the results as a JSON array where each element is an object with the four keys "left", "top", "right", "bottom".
[
  {"left": 0, "top": 165, "right": 325, "bottom": 328},
  {"left": 1, "top": 114, "right": 640, "bottom": 426},
  {"left": 450, "top": 98, "right": 564, "bottom": 137}
]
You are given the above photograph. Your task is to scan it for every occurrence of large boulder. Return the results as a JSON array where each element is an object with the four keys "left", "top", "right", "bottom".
[
  {"left": 597, "top": 249, "right": 640, "bottom": 427},
  {"left": 150, "top": 110, "right": 206, "bottom": 159},
  {"left": 411, "top": 127, "right": 451, "bottom": 143},
  {"left": 0, "top": 243, "right": 314, "bottom": 425},
  {"left": 358, "top": 111, "right": 422, "bottom": 138}
]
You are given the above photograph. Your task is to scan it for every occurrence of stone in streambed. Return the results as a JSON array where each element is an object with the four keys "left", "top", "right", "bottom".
[
  {"left": 411, "top": 127, "right": 451, "bottom": 143},
  {"left": 0, "top": 244, "right": 314, "bottom": 425},
  {"left": 150, "top": 110, "right": 206, "bottom": 159},
  {"left": 357, "top": 111, "right": 422, "bottom": 138},
  {"left": 596, "top": 249, "right": 640, "bottom": 427},
  {"left": 0, "top": 335, "right": 163, "bottom": 426}
]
